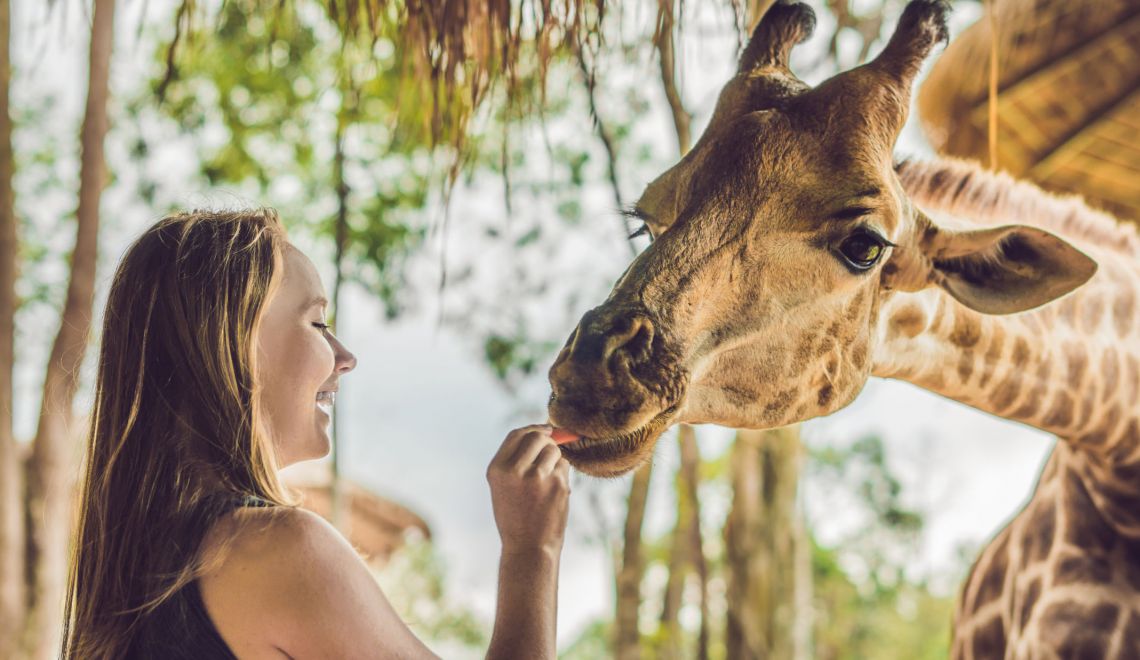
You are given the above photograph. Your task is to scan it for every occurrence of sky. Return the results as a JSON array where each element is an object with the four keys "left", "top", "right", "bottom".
[{"left": 13, "top": 0, "right": 1059, "bottom": 653}]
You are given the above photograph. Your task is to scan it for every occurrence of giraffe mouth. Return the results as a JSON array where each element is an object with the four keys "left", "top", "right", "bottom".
[{"left": 556, "top": 403, "right": 680, "bottom": 477}]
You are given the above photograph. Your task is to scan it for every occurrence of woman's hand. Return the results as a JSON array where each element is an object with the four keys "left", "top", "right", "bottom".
[
  {"left": 486, "top": 424, "right": 571, "bottom": 555},
  {"left": 486, "top": 425, "right": 571, "bottom": 659}
]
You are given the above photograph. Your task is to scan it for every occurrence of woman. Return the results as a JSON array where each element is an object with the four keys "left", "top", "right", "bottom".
[{"left": 62, "top": 209, "right": 570, "bottom": 659}]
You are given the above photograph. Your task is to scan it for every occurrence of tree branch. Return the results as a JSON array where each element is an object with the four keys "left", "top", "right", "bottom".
[
  {"left": 654, "top": 1, "right": 692, "bottom": 155},
  {"left": 572, "top": 40, "right": 637, "bottom": 257}
]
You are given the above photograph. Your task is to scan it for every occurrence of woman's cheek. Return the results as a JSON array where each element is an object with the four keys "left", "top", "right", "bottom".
[{"left": 309, "top": 332, "right": 337, "bottom": 379}]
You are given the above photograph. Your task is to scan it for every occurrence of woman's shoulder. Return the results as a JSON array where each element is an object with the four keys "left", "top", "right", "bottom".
[
  {"left": 199, "top": 502, "right": 436, "bottom": 657},
  {"left": 198, "top": 504, "right": 369, "bottom": 654},
  {"left": 202, "top": 504, "right": 349, "bottom": 583}
]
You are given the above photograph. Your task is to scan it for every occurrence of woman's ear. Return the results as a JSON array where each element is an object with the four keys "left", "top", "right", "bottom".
[{"left": 883, "top": 214, "right": 1098, "bottom": 315}]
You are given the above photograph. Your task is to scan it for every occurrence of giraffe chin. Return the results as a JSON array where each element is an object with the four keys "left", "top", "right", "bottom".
[{"left": 556, "top": 404, "right": 679, "bottom": 478}]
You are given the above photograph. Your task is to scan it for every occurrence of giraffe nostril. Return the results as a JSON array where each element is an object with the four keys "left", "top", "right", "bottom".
[{"left": 625, "top": 320, "right": 654, "bottom": 363}]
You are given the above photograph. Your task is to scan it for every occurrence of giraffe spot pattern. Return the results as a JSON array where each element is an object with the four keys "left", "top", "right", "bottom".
[
  {"left": 721, "top": 384, "right": 760, "bottom": 406},
  {"left": 1078, "top": 291, "right": 1104, "bottom": 335},
  {"left": 1052, "top": 553, "right": 1112, "bottom": 586},
  {"left": 978, "top": 324, "right": 1006, "bottom": 388},
  {"left": 1020, "top": 499, "right": 1056, "bottom": 567},
  {"left": 1064, "top": 346, "right": 1088, "bottom": 384},
  {"left": 817, "top": 384, "right": 834, "bottom": 408},
  {"left": 1012, "top": 363, "right": 1048, "bottom": 419},
  {"left": 1102, "top": 348, "right": 1120, "bottom": 395},
  {"left": 1016, "top": 577, "right": 1042, "bottom": 632},
  {"left": 957, "top": 350, "right": 975, "bottom": 384},
  {"left": 850, "top": 339, "right": 868, "bottom": 370},
  {"left": 1113, "top": 288, "right": 1134, "bottom": 338},
  {"left": 950, "top": 312, "right": 983, "bottom": 348},
  {"left": 1113, "top": 459, "right": 1140, "bottom": 490},
  {"left": 971, "top": 533, "right": 1009, "bottom": 611},
  {"left": 991, "top": 375, "right": 1022, "bottom": 413},
  {"left": 1037, "top": 601, "right": 1120, "bottom": 660},
  {"left": 1123, "top": 552, "right": 1140, "bottom": 591},
  {"left": 1120, "top": 612, "right": 1140, "bottom": 657},
  {"left": 992, "top": 341, "right": 1033, "bottom": 412},
  {"left": 1061, "top": 468, "right": 1116, "bottom": 554},
  {"left": 795, "top": 334, "right": 815, "bottom": 365},
  {"left": 1125, "top": 355, "right": 1140, "bottom": 402},
  {"left": 845, "top": 289, "right": 866, "bottom": 323},
  {"left": 890, "top": 303, "right": 926, "bottom": 338},
  {"left": 1075, "top": 394, "right": 1095, "bottom": 429},
  {"left": 764, "top": 388, "right": 796, "bottom": 416},
  {"left": 1107, "top": 419, "right": 1139, "bottom": 466},
  {"left": 1043, "top": 392, "right": 1074, "bottom": 429},
  {"left": 972, "top": 617, "right": 1006, "bottom": 660}
]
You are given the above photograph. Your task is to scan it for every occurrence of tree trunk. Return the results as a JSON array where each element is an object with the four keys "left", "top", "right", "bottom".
[
  {"left": 23, "top": 0, "right": 114, "bottom": 656},
  {"left": 0, "top": 0, "right": 23, "bottom": 655},
  {"left": 614, "top": 461, "right": 652, "bottom": 660},
  {"left": 658, "top": 424, "right": 708, "bottom": 660},
  {"left": 724, "top": 427, "right": 805, "bottom": 660},
  {"left": 681, "top": 427, "right": 710, "bottom": 660}
]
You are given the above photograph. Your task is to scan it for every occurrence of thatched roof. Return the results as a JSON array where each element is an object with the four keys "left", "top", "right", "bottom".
[
  {"left": 918, "top": 0, "right": 1140, "bottom": 221},
  {"left": 284, "top": 462, "right": 430, "bottom": 565}
]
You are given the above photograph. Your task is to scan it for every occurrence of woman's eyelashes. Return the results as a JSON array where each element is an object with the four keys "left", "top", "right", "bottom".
[{"left": 312, "top": 321, "right": 332, "bottom": 332}]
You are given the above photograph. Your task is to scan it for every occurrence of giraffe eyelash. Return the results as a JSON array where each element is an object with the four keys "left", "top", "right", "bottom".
[{"left": 620, "top": 205, "right": 655, "bottom": 242}]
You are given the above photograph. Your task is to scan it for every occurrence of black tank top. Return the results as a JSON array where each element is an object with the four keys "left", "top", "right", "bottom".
[{"left": 126, "top": 495, "right": 273, "bottom": 659}]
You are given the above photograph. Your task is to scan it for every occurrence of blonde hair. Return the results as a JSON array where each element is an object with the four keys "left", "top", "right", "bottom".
[{"left": 62, "top": 208, "right": 297, "bottom": 658}]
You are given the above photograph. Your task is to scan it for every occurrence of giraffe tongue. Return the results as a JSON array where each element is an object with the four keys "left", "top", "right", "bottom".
[{"left": 551, "top": 428, "right": 580, "bottom": 445}]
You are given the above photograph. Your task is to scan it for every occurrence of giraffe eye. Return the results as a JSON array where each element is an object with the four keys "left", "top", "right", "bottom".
[{"left": 837, "top": 231, "right": 886, "bottom": 271}]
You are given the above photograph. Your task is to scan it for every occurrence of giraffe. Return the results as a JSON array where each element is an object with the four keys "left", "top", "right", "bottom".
[{"left": 546, "top": 1, "right": 1140, "bottom": 656}]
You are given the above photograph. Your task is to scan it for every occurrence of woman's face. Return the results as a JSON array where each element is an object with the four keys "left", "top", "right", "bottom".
[{"left": 257, "top": 245, "right": 357, "bottom": 468}]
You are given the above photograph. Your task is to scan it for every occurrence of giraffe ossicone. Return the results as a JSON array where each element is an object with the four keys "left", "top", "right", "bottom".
[{"left": 548, "top": 1, "right": 1140, "bottom": 655}]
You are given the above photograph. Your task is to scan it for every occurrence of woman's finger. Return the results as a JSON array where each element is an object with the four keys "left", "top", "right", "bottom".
[
  {"left": 509, "top": 430, "right": 555, "bottom": 469},
  {"left": 492, "top": 424, "right": 551, "bottom": 466},
  {"left": 531, "top": 443, "right": 563, "bottom": 476}
]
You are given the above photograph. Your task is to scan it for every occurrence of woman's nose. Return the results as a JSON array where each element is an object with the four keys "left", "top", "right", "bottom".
[{"left": 334, "top": 340, "right": 357, "bottom": 374}]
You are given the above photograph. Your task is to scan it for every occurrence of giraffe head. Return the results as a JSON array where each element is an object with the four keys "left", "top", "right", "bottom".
[{"left": 548, "top": 0, "right": 1097, "bottom": 477}]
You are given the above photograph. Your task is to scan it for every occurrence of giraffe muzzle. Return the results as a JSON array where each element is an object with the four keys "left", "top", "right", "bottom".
[{"left": 547, "top": 304, "right": 689, "bottom": 475}]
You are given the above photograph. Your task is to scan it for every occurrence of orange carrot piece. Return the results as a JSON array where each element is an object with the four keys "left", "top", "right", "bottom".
[{"left": 551, "top": 428, "right": 580, "bottom": 445}]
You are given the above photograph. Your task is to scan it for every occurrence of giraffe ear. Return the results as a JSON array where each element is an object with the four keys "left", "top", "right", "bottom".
[{"left": 922, "top": 224, "right": 1098, "bottom": 314}]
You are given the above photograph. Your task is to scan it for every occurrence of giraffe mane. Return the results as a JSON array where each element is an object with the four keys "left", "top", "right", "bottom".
[{"left": 896, "top": 156, "right": 1140, "bottom": 259}]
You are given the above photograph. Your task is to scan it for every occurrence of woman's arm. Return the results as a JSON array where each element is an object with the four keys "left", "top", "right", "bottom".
[{"left": 485, "top": 426, "right": 571, "bottom": 659}]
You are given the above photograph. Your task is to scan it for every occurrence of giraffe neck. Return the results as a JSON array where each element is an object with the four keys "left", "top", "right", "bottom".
[
  {"left": 872, "top": 245, "right": 1140, "bottom": 464},
  {"left": 874, "top": 254, "right": 1140, "bottom": 539}
]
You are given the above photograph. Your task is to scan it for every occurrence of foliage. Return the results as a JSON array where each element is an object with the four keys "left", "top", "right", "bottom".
[
  {"left": 811, "top": 539, "right": 954, "bottom": 660},
  {"left": 163, "top": 0, "right": 615, "bottom": 153},
  {"left": 373, "top": 540, "right": 487, "bottom": 651},
  {"left": 559, "top": 618, "right": 613, "bottom": 660},
  {"left": 810, "top": 435, "right": 924, "bottom": 593},
  {"left": 808, "top": 435, "right": 955, "bottom": 659},
  {"left": 138, "top": 0, "right": 433, "bottom": 317}
]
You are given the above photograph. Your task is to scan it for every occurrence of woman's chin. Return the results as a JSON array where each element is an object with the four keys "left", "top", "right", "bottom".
[{"left": 275, "top": 434, "right": 331, "bottom": 470}]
